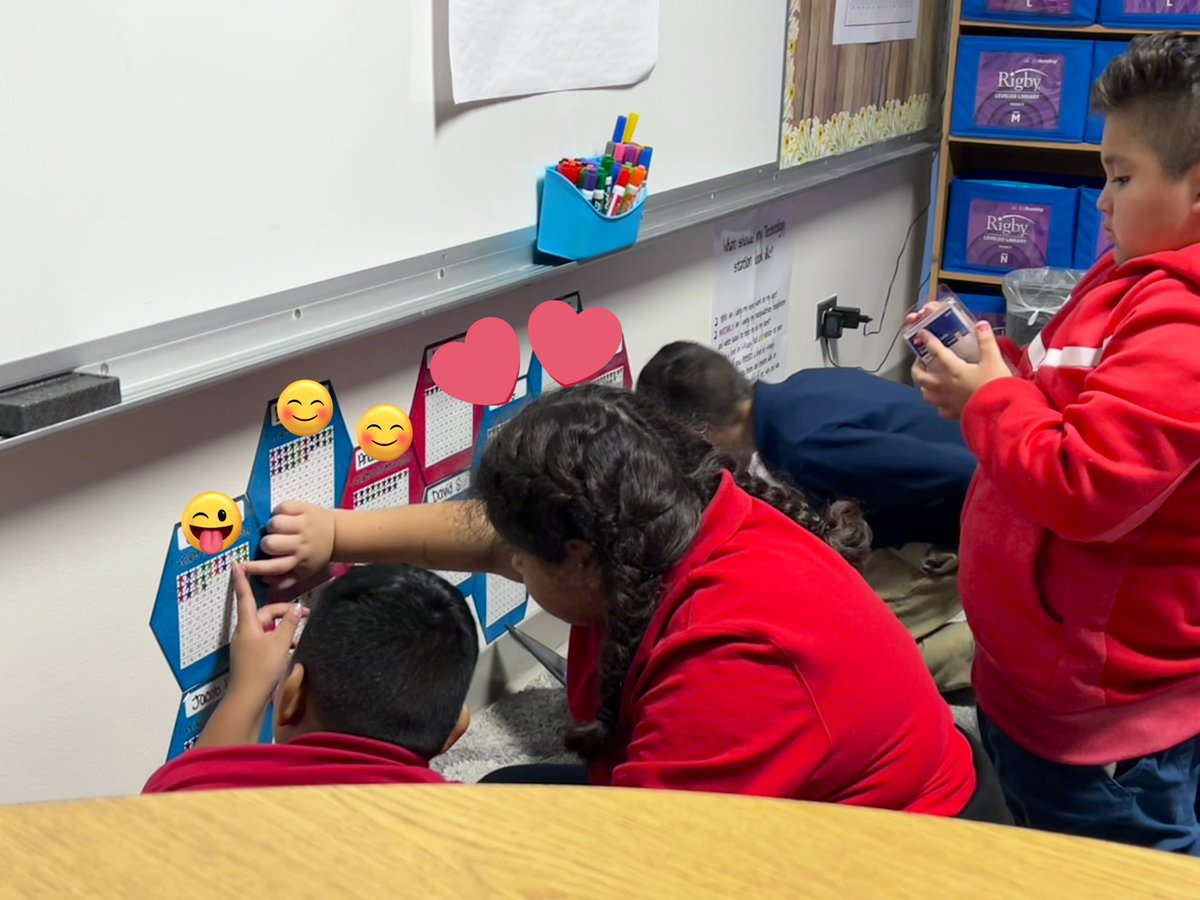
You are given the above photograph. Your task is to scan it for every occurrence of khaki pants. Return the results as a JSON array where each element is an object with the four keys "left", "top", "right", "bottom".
[{"left": 862, "top": 544, "right": 975, "bottom": 695}]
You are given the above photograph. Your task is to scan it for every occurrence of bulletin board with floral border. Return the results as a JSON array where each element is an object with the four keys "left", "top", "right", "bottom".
[{"left": 781, "top": 0, "right": 948, "bottom": 168}]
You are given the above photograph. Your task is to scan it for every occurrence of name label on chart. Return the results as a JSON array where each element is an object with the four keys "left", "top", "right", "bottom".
[
  {"left": 424, "top": 471, "right": 471, "bottom": 504},
  {"left": 184, "top": 673, "right": 231, "bottom": 718},
  {"left": 355, "top": 448, "right": 381, "bottom": 471}
]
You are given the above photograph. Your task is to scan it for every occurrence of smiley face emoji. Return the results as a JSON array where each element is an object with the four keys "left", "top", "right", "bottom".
[
  {"left": 357, "top": 404, "right": 414, "bottom": 462},
  {"left": 277, "top": 380, "right": 333, "bottom": 437},
  {"left": 181, "top": 492, "right": 243, "bottom": 555}
]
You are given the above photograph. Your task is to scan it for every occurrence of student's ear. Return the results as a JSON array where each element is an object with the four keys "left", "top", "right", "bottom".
[
  {"left": 274, "top": 663, "right": 307, "bottom": 729},
  {"left": 1189, "top": 162, "right": 1200, "bottom": 210},
  {"left": 442, "top": 705, "right": 470, "bottom": 753}
]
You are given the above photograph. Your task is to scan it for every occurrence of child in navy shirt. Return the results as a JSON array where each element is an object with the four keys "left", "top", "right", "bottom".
[{"left": 637, "top": 342, "right": 977, "bottom": 693}]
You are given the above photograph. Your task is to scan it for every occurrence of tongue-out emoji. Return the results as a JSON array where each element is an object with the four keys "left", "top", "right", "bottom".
[{"left": 181, "top": 492, "right": 243, "bottom": 556}]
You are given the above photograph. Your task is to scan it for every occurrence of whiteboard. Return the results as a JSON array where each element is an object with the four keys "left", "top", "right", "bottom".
[{"left": 0, "top": 1, "right": 785, "bottom": 370}]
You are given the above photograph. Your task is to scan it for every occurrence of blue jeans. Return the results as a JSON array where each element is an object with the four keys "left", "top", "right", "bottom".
[{"left": 977, "top": 708, "right": 1200, "bottom": 854}]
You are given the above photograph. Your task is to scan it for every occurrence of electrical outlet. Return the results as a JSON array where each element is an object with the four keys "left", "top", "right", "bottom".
[{"left": 816, "top": 296, "right": 837, "bottom": 340}]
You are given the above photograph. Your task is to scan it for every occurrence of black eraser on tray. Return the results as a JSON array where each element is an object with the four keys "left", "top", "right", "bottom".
[{"left": 0, "top": 372, "right": 122, "bottom": 436}]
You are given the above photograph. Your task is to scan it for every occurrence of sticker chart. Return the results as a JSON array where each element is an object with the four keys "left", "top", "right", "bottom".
[
  {"left": 477, "top": 572, "right": 530, "bottom": 642},
  {"left": 269, "top": 429, "right": 337, "bottom": 510},
  {"left": 151, "top": 496, "right": 263, "bottom": 690},
  {"left": 422, "top": 471, "right": 476, "bottom": 591},
  {"left": 289, "top": 577, "right": 335, "bottom": 643},
  {"left": 342, "top": 448, "right": 422, "bottom": 514},
  {"left": 472, "top": 378, "right": 530, "bottom": 473},
  {"left": 246, "top": 380, "right": 352, "bottom": 544},
  {"left": 354, "top": 466, "right": 411, "bottom": 510},
  {"left": 529, "top": 337, "right": 632, "bottom": 397},
  {"left": 411, "top": 339, "right": 482, "bottom": 485},
  {"left": 423, "top": 383, "right": 475, "bottom": 468},
  {"left": 177, "top": 543, "right": 249, "bottom": 669}
]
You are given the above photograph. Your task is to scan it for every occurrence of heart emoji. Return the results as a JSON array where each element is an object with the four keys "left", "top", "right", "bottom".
[
  {"left": 430, "top": 318, "right": 520, "bottom": 406},
  {"left": 528, "top": 301, "right": 623, "bottom": 387}
]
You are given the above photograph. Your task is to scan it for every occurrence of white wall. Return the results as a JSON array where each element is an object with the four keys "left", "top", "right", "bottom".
[{"left": 0, "top": 153, "right": 930, "bottom": 804}]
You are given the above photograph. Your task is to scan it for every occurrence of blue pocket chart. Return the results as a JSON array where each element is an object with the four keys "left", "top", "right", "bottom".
[
  {"left": 470, "top": 377, "right": 533, "bottom": 643},
  {"left": 474, "top": 571, "right": 533, "bottom": 645},
  {"left": 246, "top": 379, "right": 352, "bottom": 531},
  {"left": 471, "top": 377, "right": 531, "bottom": 474},
  {"left": 167, "top": 672, "right": 273, "bottom": 762},
  {"left": 421, "top": 468, "right": 479, "bottom": 600},
  {"left": 150, "top": 496, "right": 264, "bottom": 690}
]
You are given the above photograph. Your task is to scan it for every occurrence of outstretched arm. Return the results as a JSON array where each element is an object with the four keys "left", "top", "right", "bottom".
[{"left": 242, "top": 500, "right": 521, "bottom": 588}]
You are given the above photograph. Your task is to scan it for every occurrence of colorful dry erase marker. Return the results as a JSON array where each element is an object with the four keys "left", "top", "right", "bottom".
[
  {"left": 620, "top": 167, "right": 646, "bottom": 213},
  {"left": 638, "top": 146, "right": 653, "bottom": 170},
  {"left": 593, "top": 168, "right": 611, "bottom": 212},
  {"left": 612, "top": 115, "right": 627, "bottom": 144},
  {"left": 607, "top": 167, "right": 631, "bottom": 216},
  {"left": 605, "top": 140, "right": 616, "bottom": 158},
  {"left": 582, "top": 169, "right": 598, "bottom": 205},
  {"left": 623, "top": 112, "right": 639, "bottom": 143}
]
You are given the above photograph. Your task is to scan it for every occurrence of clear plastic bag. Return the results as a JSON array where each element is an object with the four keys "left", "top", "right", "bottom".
[{"left": 1002, "top": 267, "right": 1087, "bottom": 346}]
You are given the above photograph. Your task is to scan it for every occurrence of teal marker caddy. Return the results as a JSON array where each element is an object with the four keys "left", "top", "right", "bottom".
[{"left": 536, "top": 163, "right": 648, "bottom": 262}]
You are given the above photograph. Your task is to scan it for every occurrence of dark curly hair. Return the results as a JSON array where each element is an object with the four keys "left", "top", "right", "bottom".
[
  {"left": 1092, "top": 32, "right": 1200, "bottom": 178},
  {"left": 636, "top": 340, "right": 753, "bottom": 432},
  {"left": 474, "top": 384, "right": 870, "bottom": 760}
]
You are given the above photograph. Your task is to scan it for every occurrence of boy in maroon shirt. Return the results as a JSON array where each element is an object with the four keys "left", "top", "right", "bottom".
[{"left": 144, "top": 564, "right": 476, "bottom": 792}]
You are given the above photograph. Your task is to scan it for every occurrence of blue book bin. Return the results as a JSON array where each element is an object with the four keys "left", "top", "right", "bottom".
[
  {"left": 945, "top": 178, "right": 1079, "bottom": 275},
  {"left": 1086, "top": 41, "right": 1131, "bottom": 144},
  {"left": 951, "top": 37, "right": 1093, "bottom": 142},
  {"left": 536, "top": 163, "right": 647, "bottom": 262},
  {"left": 962, "top": 0, "right": 1099, "bottom": 27},
  {"left": 959, "top": 290, "right": 1008, "bottom": 335},
  {"left": 1099, "top": 0, "right": 1200, "bottom": 28},
  {"left": 1075, "top": 187, "right": 1114, "bottom": 268}
]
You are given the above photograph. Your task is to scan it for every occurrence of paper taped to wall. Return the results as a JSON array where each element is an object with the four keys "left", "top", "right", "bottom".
[
  {"left": 712, "top": 204, "right": 794, "bottom": 383},
  {"left": 833, "top": 0, "right": 920, "bottom": 46},
  {"left": 449, "top": 0, "right": 660, "bottom": 103}
]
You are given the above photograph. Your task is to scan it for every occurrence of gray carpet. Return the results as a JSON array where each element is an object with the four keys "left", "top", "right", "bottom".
[
  {"left": 434, "top": 667, "right": 980, "bottom": 783},
  {"left": 434, "top": 670, "right": 579, "bottom": 783}
]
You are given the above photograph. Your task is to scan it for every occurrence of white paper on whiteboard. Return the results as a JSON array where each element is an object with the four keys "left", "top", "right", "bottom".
[
  {"left": 449, "top": 0, "right": 659, "bottom": 103},
  {"left": 832, "top": 0, "right": 919, "bottom": 46}
]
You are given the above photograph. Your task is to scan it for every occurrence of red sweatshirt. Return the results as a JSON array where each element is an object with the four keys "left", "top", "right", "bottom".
[
  {"left": 961, "top": 246, "right": 1200, "bottom": 765},
  {"left": 567, "top": 471, "right": 976, "bottom": 814},
  {"left": 142, "top": 732, "right": 448, "bottom": 793}
]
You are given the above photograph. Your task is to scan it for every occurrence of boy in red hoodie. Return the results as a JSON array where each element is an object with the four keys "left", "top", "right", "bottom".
[
  {"left": 913, "top": 31, "right": 1200, "bottom": 854},
  {"left": 144, "top": 564, "right": 477, "bottom": 792}
]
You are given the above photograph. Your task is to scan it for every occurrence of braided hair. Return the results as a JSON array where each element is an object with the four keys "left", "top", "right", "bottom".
[{"left": 475, "top": 384, "right": 870, "bottom": 760}]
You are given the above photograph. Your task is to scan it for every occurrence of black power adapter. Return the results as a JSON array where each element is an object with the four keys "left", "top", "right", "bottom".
[{"left": 819, "top": 305, "right": 873, "bottom": 340}]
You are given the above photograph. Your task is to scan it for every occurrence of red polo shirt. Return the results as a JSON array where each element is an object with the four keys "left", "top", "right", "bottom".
[
  {"left": 568, "top": 471, "right": 975, "bottom": 814},
  {"left": 143, "top": 732, "right": 449, "bottom": 793}
]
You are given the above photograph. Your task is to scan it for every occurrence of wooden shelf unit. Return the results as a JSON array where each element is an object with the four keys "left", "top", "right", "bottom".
[
  {"left": 948, "top": 136, "right": 1101, "bottom": 153},
  {"left": 929, "top": 11, "right": 1181, "bottom": 298},
  {"left": 959, "top": 19, "right": 1185, "bottom": 37},
  {"left": 938, "top": 270, "right": 1006, "bottom": 287}
]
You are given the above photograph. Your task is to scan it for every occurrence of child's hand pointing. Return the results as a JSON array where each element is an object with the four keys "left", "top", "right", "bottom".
[
  {"left": 229, "top": 565, "right": 306, "bottom": 699},
  {"left": 911, "top": 321, "right": 1012, "bottom": 420},
  {"left": 193, "top": 567, "right": 308, "bottom": 750}
]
